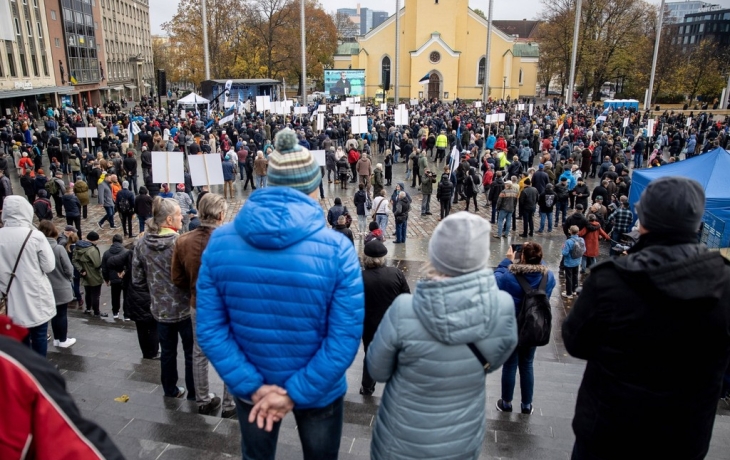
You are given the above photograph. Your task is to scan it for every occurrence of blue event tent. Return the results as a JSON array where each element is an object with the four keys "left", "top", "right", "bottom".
[{"left": 628, "top": 147, "right": 730, "bottom": 247}]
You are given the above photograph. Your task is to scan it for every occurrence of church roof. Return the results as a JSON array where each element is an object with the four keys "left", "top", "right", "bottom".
[
  {"left": 335, "top": 42, "right": 360, "bottom": 55},
  {"left": 512, "top": 43, "right": 540, "bottom": 58},
  {"left": 493, "top": 20, "right": 541, "bottom": 39}
]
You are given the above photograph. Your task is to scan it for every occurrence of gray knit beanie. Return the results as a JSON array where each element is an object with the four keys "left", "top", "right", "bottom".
[{"left": 429, "top": 212, "right": 491, "bottom": 276}]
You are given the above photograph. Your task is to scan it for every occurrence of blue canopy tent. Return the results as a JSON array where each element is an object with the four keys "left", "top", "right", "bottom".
[{"left": 628, "top": 148, "right": 730, "bottom": 247}]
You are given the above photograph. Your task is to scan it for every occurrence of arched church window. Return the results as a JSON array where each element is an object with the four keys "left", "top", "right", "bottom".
[{"left": 477, "top": 57, "right": 486, "bottom": 85}]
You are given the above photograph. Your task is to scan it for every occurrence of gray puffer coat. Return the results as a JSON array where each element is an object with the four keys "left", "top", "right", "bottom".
[{"left": 366, "top": 268, "right": 517, "bottom": 460}]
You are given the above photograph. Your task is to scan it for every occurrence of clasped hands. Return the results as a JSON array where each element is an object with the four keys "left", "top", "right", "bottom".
[{"left": 247, "top": 384, "right": 294, "bottom": 433}]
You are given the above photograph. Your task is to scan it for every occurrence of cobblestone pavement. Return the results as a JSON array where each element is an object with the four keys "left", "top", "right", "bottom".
[{"left": 8, "top": 151, "right": 730, "bottom": 459}]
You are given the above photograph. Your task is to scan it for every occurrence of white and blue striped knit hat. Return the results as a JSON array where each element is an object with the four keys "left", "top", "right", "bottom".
[{"left": 267, "top": 128, "right": 321, "bottom": 195}]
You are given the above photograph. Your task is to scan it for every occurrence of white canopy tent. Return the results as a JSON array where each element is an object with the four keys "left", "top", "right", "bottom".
[{"left": 176, "top": 93, "right": 210, "bottom": 113}]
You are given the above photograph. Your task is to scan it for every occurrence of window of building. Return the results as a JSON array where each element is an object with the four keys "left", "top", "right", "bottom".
[
  {"left": 32, "top": 0, "right": 37, "bottom": 7},
  {"left": 26, "top": 20, "right": 32, "bottom": 36},
  {"left": 14, "top": 18, "right": 21, "bottom": 35},
  {"left": 519, "top": 68, "right": 523, "bottom": 85},
  {"left": 36, "top": 21, "right": 42, "bottom": 37},
  {"left": 50, "top": 9, "right": 56, "bottom": 19},
  {"left": 699, "top": 23, "right": 704, "bottom": 32},
  {"left": 477, "top": 57, "right": 486, "bottom": 85},
  {"left": 380, "top": 56, "right": 391, "bottom": 86},
  {"left": 55, "top": 37, "right": 60, "bottom": 47},
  {"left": 94, "top": 21, "right": 98, "bottom": 29},
  {"left": 42, "top": 54, "right": 48, "bottom": 75},
  {"left": 684, "top": 36, "right": 689, "bottom": 44},
  {"left": 31, "top": 54, "right": 39, "bottom": 76},
  {"left": 679, "top": 26, "right": 684, "bottom": 33},
  {"left": 7, "top": 52, "right": 17, "bottom": 76},
  {"left": 22, "top": 0, "right": 26, "bottom": 5},
  {"left": 690, "top": 35, "right": 696, "bottom": 43},
  {"left": 19, "top": 53, "right": 28, "bottom": 76}
]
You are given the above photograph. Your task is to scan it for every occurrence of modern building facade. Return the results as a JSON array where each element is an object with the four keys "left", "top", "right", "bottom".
[
  {"left": 333, "top": 0, "right": 539, "bottom": 100},
  {"left": 666, "top": 1, "right": 718, "bottom": 23},
  {"left": 0, "top": 0, "right": 68, "bottom": 114},
  {"left": 338, "top": 4, "right": 389, "bottom": 36},
  {"left": 675, "top": 7, "right": 730, "bottom": 49},
  {"left": 99, "top": 0, "right": 154, "bottom": 102},
  {"left": 44, "top": 0, "right": 107, "bottom": 108}
]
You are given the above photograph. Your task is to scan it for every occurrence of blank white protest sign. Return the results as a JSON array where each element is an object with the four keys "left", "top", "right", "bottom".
[
  {"left": 151, "top": 151, "right": 185, "bottom": 184},
  {"left": 188, "top": 154, "right": 224, "bottom": 187}
]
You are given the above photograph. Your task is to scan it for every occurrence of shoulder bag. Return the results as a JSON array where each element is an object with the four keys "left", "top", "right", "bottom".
[{"left": 0, "top": 230, "right": 34, "bottom": 316}]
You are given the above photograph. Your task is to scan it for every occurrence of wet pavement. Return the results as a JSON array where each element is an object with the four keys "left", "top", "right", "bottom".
[{"left": 7, "top": 150, "right": 730, "bottom": 459}]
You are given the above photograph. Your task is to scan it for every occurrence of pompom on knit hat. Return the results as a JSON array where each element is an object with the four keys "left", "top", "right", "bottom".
[{"left": 267, "top": 128, "right": 321, "bottom": 195}]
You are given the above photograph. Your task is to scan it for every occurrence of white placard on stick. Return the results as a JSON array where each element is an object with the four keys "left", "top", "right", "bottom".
[
  {"left": 497, "top": 113, "right": 506, "bottom": 122},
  {"left": 294, "top": 107, "right": 308, "bottom": 115},
  {"left": 354, "top": 96, "right": 360, "bottom": 103},
  {"left": 686, "top": 117, "right": 692, "bottom": 127},
  {"left": 647, "top": 119, "right": 655, "bottom": 137},
  {"left": 256, "top": 96, "right": 271, "bottom": 112},
  {"left": 623, "top": 118, "right": 629, "bottom": 128},
  {"left": 317, "top": 113, "right": 325, "bottom": 131},
  {"left": 517, "top": 104, "right": 525, "bottom": 111},
  {"left": 188, "top": 154, "right": 224, "bottom": 187},
  {"left": 180, "top": 109, "right": 186, "bottom": 119},
  {"left": 529, "top": 103, "right": 534, "bottom": 116},
  {"left": 474, "top": 101, "right": 483, "bottom": 108},
  {"left": 410, "top": 99, "right": 419, "bottom": 106},
  {"left": 311, "top": 149, "right": 326, "bottom": 167},
  {"left": 317, "top": 105, "right": 326, "bottom": 113},
  {"left": 75, "top": 127, "right": 98, "bottom": 138},
  {"left": 380, "top": 103, "right": 387, "bottom": 111},
  {"left": 351, "top": 115, "right": 367, "bottom": 134},
  {"left": 151, "top": 151, "right": 185, "bottom": 185}
]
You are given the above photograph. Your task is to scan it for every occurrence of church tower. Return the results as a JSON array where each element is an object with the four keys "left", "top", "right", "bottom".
[{"left": 403, "top": 0, "right": 470, "bottom": 52}]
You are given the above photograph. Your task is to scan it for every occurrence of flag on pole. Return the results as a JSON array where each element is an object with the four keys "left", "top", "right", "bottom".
[
  {"left": 70, "top": 74, "right": 78, "bottom": 85},
  {"left": 418, "top": 73, "right": 430, "bottom": 84}
]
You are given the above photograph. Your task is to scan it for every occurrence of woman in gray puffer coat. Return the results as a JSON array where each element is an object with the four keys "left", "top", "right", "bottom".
[
  {"left": 38, "top": 220, "right": 76, "bottom": 348},
  {"left": 367, "top": 212, "right": 518, "bottom": 460}
]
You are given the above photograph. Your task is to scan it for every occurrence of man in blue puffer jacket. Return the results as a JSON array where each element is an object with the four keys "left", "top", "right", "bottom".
[{"left": 196, "top": 128, "right": 364, "bottom": 460}]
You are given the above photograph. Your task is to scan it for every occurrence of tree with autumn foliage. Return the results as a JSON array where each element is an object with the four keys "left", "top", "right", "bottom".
[{"left": 160, "top": 0, "right": 337, "bottom": 91}]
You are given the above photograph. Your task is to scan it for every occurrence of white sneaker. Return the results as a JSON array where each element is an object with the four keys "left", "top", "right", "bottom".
[
  {"left": 113, "top": 313, "right": 119, "bottom": 319},
  {"left": 53, "top": 339, "right": 60, "bottom": 347},
  {"left": 57, "top": 338, "right": 77, "bottom": 348}
]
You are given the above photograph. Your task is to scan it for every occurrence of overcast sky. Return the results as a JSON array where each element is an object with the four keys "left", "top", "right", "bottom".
[{"left": 149, "top": 0, "right": 730, "bottom": 35}]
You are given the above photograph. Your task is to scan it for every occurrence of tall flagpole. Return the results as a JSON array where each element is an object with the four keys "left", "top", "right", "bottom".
[
  {"left": 394, "top": 0, "right": 400, "bottom": 105},
  {"left": 647, "top": 0, "right": 665, "bottom": 111},
  {"left": 301, "top": 0, "right": 307, "bottom": 105},
  {"left": 202, "top": 0, "right": 210, "bottom": 80},
  {"left": 566, "top": 0, "right": 581, "bottom": 106},
  {"left": 482, "top": 0, "right": 493, "bottom": 104}
]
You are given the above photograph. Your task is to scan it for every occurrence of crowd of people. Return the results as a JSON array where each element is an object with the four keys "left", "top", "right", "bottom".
[{"left": 0, "top": 95, "right": 729, "bottom": 460}]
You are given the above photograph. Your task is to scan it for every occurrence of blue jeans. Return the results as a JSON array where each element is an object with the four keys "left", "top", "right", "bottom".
[
  {"left": 236, "top": 396, "right": 344, "bottom": 460},
  {"left": 538, "top": 212, "right": 553, "bottom": 232},
  {"left": 239, "top": 162, "right": 246, "bottom": 180},
  {"left": 375, "top": 214, "right": 388, "bottom": 237},
  {"left": 633, "top": 153, "right": 643, "bottom": 169},
  {"left": 256, "top": 174, "right": 267, "bottom": 188},
  {"left": 395, "top": 220, "right": 407, "bottom": 242},
  {"left": 23, "top": 322, "right": 49, "bottom": 357},
  {"left": 157, "top": 318, "right": 195, "bottom": 398},
  {"left": 500, "top": 346, "right": 537, "bottom": 407},
  {"left": 99, "top": 205, "right": 115, "bottom": 227},
  {"left": 138, "top": 215, "right": 149, "bottom": 233},
  {"left": 497, "top": 210, "right": 513, "bottom": 237},
  {"left": 555, "top": 201, "right": 568, "bottom": 224}
]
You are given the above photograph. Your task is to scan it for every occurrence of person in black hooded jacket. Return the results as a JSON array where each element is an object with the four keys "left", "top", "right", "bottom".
[
  {"left": 436, "top": 173, "right": 453, "bottom": 220},
  {"left": 102, "top": 235, "right": 130, "bottom": 320},
  {"left": 563, "top": 177, "right": 730, "bottom": 460},
  {"left": 487, "top": 172, "right": 505, "bottom": 224},
  {"left": 122, "top": 240, "right": 158, "bottom": 359}
]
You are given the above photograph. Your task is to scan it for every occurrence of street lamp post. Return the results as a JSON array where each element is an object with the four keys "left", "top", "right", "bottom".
[
  {"left": 566, "top": 0, "right": 582, "bottom": 106},
  {"left": 482, "top": 0, "right": 494, "bottom": 105},
  {"left": 394, "top": 0, "right": 401, "bottom": 105},
  {"left": 647, "top": 0, "right": 665, "bottom": 110},
  {"left": 300, "top": 0, "right": 306, "bottom": 105},
  {"left": 201, "top": 0, "right": 210, "bottom": 80}
]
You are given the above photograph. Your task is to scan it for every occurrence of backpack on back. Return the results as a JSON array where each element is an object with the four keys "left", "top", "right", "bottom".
[
  {"left": 515, "top": 274, "right": 552, "bottom": 347},
  {"left": 569, "top": 236, "right": 586, "bottom": 259},
  {"left": 117, "top": 193, "right": 133, "bottom": 214},
  {"left": 45, "top": 179, "right": 58, "bottom": 196}
]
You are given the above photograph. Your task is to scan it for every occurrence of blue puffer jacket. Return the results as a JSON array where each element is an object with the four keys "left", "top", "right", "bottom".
[{"left": 195, "top": 187, "right": 364, "bottom": 409}]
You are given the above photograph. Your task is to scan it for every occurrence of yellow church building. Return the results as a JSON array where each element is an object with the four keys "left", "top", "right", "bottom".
[{"left": 333, "top": 0, "right": 540, "bottom": 101}]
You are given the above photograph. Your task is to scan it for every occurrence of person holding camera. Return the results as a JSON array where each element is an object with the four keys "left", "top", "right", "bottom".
[
  {"left": 420, "top": 169, "right": 436, "bottom": 216},
  {"left": 494, "top": 242, "right": 556, "bottom": 414}
]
